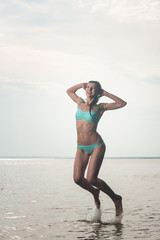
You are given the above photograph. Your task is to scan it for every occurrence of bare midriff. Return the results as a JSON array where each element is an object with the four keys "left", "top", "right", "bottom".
[{"left": 76, "top": 120, "right": 102, "bottom": 145}]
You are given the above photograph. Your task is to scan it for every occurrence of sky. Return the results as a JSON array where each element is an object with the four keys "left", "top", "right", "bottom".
[{"left": 0, "top": 0, "right": 160, "bottom": 157}]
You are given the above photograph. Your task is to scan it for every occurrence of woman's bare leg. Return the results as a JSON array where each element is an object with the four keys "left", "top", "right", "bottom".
[
  {"left": 87, "top": 143, "right": 123, "bottom": 216},
  {"left": 73, "top": 148, "right": 101, "bottom": 208}
]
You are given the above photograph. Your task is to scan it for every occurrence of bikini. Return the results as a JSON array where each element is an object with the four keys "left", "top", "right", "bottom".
[{"left": 75, "top": 100, "right": 103, "bottom": 155}]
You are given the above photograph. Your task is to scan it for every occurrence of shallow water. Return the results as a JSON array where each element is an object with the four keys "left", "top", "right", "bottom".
[{"left": 0, "top": 158, "right": 160, "bottom": 240}]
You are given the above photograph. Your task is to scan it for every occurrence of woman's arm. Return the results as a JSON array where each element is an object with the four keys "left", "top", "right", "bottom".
[
  {"left": 100, "top": 90, "right": 127, "bottom": 111},
  {"left": 66, "top": 83, "right": 87, "bottom": 103}
]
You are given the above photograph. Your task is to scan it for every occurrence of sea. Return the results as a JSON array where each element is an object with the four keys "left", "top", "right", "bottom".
[{"left": 0, "top": 157, "right": 160, "bottom": 240}]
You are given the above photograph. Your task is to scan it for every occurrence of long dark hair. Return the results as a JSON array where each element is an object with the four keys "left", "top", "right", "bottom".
[{"left": 88, "top": 80, "right": 103, "bottom": 115}]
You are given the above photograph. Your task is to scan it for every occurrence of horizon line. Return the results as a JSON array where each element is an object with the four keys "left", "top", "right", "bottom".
[{"left": 0, "top": 156, "right": 160, "bottom": 159}]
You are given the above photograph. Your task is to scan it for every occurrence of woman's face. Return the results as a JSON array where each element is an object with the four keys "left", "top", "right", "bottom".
[{"left": 85, "top": 83, "right": 97, "bottom": 98}]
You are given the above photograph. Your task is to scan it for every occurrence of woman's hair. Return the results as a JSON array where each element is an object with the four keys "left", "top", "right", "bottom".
[{"left": 88, "top": 80, "right": 103, "bottom": 115}]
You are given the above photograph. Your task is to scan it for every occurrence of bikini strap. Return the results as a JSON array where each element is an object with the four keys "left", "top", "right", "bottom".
[
  {"left": 77, "top": 99, "right": 84, "bottom": 108},
  {"left": 77, "top": 99, "right": 99, "bottom": 112}
]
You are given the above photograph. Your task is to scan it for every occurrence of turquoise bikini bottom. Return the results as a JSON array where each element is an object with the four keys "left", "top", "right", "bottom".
[{"left": 77, "top": 140, "right": 104, "bottom": 155}]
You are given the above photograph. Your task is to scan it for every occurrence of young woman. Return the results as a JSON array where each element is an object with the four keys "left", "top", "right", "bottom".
[{"left": 66, "top": 81, "right": 127, "bottom": 216}]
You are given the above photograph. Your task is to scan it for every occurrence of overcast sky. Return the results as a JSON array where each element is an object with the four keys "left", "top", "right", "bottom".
[{"left": 0, "top": 0, "right": 160, "bottom": 157}]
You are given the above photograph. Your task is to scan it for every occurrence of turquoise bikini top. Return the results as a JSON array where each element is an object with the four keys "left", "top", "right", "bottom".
[{"left": 75, "top": 100, "right": 100, "bottom": 124}]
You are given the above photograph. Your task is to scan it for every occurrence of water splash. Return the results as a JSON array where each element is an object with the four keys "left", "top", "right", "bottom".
[
  {"left": 110, "top": 213, "right": 123, "bottom": 225},
  {"left": 86, "top": 207, "right": 102, "bottom": 222}
]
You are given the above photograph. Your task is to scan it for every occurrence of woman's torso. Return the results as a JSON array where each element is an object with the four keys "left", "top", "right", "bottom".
[{"left": 75, "top": 100, "right": 103, "bottom": 145}]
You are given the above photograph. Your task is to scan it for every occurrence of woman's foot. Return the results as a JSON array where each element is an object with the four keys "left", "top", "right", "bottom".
[
  {"left": 93, "top": 188, "right": 101, "bottom": 209},
  {"left": 114, "top": 195, "right": 123, "bottom": 216}
]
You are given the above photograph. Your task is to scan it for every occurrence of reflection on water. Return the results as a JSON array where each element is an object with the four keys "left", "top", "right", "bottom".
[
  {"left": 76, "top": 219, "right": 123, "bottom": 240},
  {"left": 0, "top": 158, "right": 160, "bottom": 240}
]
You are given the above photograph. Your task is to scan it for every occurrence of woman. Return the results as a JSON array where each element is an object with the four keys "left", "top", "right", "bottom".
[{"left": 66, "top": 81, "right": 127, "bottom": 216}]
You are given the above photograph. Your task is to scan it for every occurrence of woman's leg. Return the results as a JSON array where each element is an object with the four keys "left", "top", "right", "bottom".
[
  {"left": 73, "top": 148, "right": 101, "bottom": 208},
  {"left": 87, "top": 143, "right": 123, "bottom": 216}
]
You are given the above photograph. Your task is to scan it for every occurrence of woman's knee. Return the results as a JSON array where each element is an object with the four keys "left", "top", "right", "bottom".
[
  {"left": 73, "top": 174, "right": 83, "bottom": 185},
  {"left": 87, "top": 175, "right": 96, "bottom": 185}
]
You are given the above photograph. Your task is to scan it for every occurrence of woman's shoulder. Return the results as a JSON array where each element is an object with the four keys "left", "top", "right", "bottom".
[
  {"left": 77, "top": 98, "right": 85, "bottom": 107},
  {"left": 78, "top": 98, "right": 84, "bottom": 104}
]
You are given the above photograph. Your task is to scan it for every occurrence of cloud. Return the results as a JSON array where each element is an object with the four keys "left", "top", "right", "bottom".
[
  {"left": 4, "top": 0, "right": 160, "bottom": 28},
  {"left": 90, "top": 0, "right": 160, "bottom": 22},
  {"left": 145, "top": 75, "right": 160, "bottom": 85},
  {"left": 90, "top": 0, "right": 110, "bottom": 13},
  {"left": 5, "top": 0, "right": 47, "bottom": 16},
  {"left": 0, "top": 0, "right": 160, "bottom": 157},
  {"left": 1, "top": 0, "right": 160, "bottom": 84},
  {"left": 0, "top": 75, "right": 67, "bottom": 94},
  {"left": 0, "top": 0, "right": 57, "bottom": 29}
]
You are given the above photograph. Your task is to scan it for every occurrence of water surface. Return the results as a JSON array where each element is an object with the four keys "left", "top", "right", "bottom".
[{"left": 0, "top": 158, "right": 160, "bottom": 239}]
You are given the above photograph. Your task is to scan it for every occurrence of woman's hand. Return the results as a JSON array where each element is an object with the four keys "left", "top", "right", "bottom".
[{"left": 82, "top": 83, "right": 88, "bottom": 90}]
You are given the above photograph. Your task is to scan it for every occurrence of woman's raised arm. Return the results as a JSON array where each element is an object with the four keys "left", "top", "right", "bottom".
[
  {"left": 66, "top": 83, "right": 87, "bottom": 103},
  {"left": 100, "top": 90, "right": 127, "bottom": 111}
]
